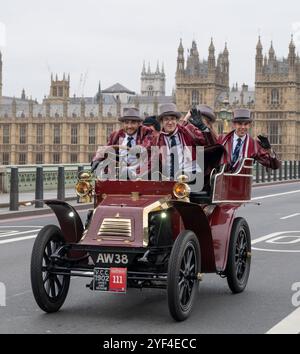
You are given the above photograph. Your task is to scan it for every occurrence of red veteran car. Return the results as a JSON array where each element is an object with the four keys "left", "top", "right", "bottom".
[{"left": 30, "top": 145, "right": 254, "bottom": 321}]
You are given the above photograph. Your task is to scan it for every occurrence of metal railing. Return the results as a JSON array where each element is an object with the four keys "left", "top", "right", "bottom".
[
  {"left": 253, "top": 161, "right": 300, "bottom": 184},
  {"left": 6, "top": 165, "right": 90, "bottom": 211},
  {"left": 0, "top": 164, "right": 90, "bottom": 193}
]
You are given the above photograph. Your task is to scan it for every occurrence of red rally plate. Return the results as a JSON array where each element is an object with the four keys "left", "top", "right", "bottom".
[{"left": 109, "top": 268, "right": 127, "bottom": 293}]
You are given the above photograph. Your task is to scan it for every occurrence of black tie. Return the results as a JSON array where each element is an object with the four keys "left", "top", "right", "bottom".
[
  {"left": 170, "top": 135, "right": 177, "bottom": 180},
  {"left": 231, "top": 138, "right": 242, "bottom": 167},
  {"left": 127, "top": 136, "right": 134, "bottom": 148}
]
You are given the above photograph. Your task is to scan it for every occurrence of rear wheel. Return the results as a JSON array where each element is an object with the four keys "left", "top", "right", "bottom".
[
  {"left": 167, "top": 230, "right": 201, "bottom": 321},
  {"left": 31, "top": 225, "right": 70, "bottom": 313},
  {"left": 226, "top": 218, "right": 251, "bottom": 293}
]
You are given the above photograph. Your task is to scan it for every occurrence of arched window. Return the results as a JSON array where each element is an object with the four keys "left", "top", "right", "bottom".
[
  {"left": 71, "top": 124, "right": 78, "bottom": 145},
  {"left": 58, "top": 87, "right": 63, "bottom": 97},
  {"left": 268, "top": 121, "right": 281, "bottom": 145},
  {"left": 271, "top": 89, "right": 279, "bottom": 105},
  {"left": 147, "top": 86, "right": 154, "bottom": 97},
  {"left": 106, "top": 124, "right": 114, "bottom": 139},
  {"left": 191, "top": 90, "right": 199, "bottom": 106}
]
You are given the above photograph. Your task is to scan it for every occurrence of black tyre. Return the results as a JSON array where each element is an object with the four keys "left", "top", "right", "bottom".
[
  {"left": 167, "top": 230, "right": 201, "bottom": 321},
  {"left": 31, "top": 225, "right": 70, "bottom": 313},
  {"left": 226, "top": 218, "right": 251, "bottom": 294}
]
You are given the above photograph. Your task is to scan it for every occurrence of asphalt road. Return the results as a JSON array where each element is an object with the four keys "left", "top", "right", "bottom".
[{"left": 0, "top": 182, "right": 299, "bottom": 334}]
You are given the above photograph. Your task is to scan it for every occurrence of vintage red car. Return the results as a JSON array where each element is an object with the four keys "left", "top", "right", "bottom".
[{"left": 30, "top": 145, "right": 254, "bottom": 321}]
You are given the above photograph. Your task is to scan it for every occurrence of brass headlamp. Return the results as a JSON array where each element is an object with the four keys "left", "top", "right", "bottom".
[
  {"left": 75, "top": 170, "right": 93, "bottom": 203},
  {"left": 173, "top": 175, "right": 191, "bottom": 201}
]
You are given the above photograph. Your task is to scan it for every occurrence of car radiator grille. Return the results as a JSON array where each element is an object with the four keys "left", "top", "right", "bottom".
[{"left": 98, "top": 218, "right": 132, "bottom": 238}]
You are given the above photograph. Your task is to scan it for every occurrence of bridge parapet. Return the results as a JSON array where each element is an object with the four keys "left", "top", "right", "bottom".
[{"left": 0, "top": 164, "right": 90, "bottom": 193}]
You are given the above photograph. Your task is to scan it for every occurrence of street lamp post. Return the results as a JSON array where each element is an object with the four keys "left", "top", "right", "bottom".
[{"left": 218, "top": 99, "right": 232, "bottom": 134}]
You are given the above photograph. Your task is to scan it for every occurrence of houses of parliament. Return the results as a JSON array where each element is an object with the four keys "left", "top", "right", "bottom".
[{"left": 0, "top": 37, "right": 299, "bottom": 165}]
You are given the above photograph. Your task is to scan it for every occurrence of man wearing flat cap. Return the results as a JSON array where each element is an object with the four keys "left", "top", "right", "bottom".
[
  {"left": 154, "top": 103, "right": 215, "bottom": 180},
  {"left": 92, "top": 108, "right": 154, "bottom": 173},
  {"left": 218, "top": 108, "right": 280, "bottom": 171}
]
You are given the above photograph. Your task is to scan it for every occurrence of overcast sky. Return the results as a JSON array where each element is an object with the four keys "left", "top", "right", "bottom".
[{"left": 1, "top": 0, "right": 300, "bottom": 101}]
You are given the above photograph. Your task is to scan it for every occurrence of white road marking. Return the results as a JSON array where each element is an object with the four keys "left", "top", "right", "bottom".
[
  {"left": 281, "top": 213, "right": 300, "bottom": 220},
  {"left": 0, "top": 214, "right": 53, "bottom": 224},
  {"left": 252, "top": 231, "right": 300, "bottom": 253},
  {"left": 252, "top": 232, "right": 282, "bottom": 245},
  {"left": 7, "top": 290, "right": 32, "bottom": 299},
  {"left": 252, "top": 189, "right": 300, "bottom": 200},
  {"left": 266, "top": 235, "right": 300, "bottom": 244},
  {"left": 0, "top": 226, "right": 42, "bottom": 244},
  {"left": 266, "top": 307, "right": 300, "bottom": 334},
  {"left": 0, "top": 209, "right": 88, "bottom": 223},
  {"left": 0, "top": 229, "right": 41, "bottom": 239},
  {"left": 0, "top": 234, "right": 37, "bottom": 245},
  {"left": 0, "top": 226, "right": 43, "bottom": 228},
  {"left": 251, "top": 248, "right": 300, "bottom": 253},
  {"left": 0, "top": 230, "right": 16, "bottom": 236}
]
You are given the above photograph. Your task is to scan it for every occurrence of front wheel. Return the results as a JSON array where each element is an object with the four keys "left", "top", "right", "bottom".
[
  {"left": 31, "top": 225, "right": 70, "bottom": 313},
  {"left": 167, "top": 230, "right": 201, "bottom": 321},
  {"left": 226, "top": 218, "right": 251, "bottom": 294}
]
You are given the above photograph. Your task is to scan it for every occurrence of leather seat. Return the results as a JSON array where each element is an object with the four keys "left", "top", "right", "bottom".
[
  {"left": 190, "top": 191, "right": 211, "bottom": 204},
  {"left": 188, "top": 144, "right": 225, "bottom": 205}
]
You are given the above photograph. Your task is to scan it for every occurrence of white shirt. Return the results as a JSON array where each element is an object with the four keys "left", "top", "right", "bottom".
[
  {"left": 232, "top": 133, "right": 247, "bottom": 160},
  {"left": 120, "top": 132, "right": 138, "bottom": 174},
  {"left": 121, "top": 132, "right": 137, "bottom": 149},
  {"left": 163, "top": 132, "right": 198, "bottom": 178},
  {"left": 164, "top": 133, "right": 183, "bottom": 173},
  {"left": 165, "top": 133, "right": 181, "bottom": 150}
]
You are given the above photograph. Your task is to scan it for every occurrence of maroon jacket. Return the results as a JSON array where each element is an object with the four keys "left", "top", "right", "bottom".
[
  {"left": 92, "top": 125, "right": 155, "bottom": 162},
  {"left": 155, "top": 123, "right": 216, "bottom": 149},
  {"left": 107, "top": 126, "right": 155, "bottom": 148},
  {"left": 150, "top": 123, "right": 216, "bottom": 176},
  {"left": 218, "top": 130, "right": 281, "bottom": 170}
]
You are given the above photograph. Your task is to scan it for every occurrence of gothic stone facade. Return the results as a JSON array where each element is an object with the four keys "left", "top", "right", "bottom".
[
  {"left": 175, "top": 37, "right": 300, "bottom": 161},
  {"left": 0, "top": 66, "right": 173, "bottom": 165},
  {"left": 253, "top": 37, "right": 300, "bottom": 160},
  {"left": 141, "top": 62, "right": 166, "bottom": 96},
  {"left": 175, "top": 39, "right": 229, "bottom": 112}
]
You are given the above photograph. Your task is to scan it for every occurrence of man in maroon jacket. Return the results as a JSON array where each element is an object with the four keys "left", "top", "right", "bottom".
[
  {"left": 91, "top": 108, "right": 154, "bottom": 176},
  {"left": 154, "top": 103, "right": 217, "bottom": 180},
  {"left": 218, "top": 108, "right": 281, "bottom": 171}
]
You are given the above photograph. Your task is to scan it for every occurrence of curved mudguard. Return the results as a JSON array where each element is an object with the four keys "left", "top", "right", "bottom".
[
  {"left": 168, "top": 200, "right": 216, "bottom": 273},
  {"left": 209, "top": 205, "right": 238, "bottom": 272},
  {"left": 44, "top": 200, "right": 84, "bottom": 244}
]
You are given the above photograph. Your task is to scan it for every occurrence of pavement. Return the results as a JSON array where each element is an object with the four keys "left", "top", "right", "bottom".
[
  {"left": 0, "top": 181, "right": 299, "bottom": 333},
  {"left": 0, "top": 188, "right": 76, "bottom": 205},
  {"left": 0, "top": 188, "right": 88, "bottom": 219}
]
